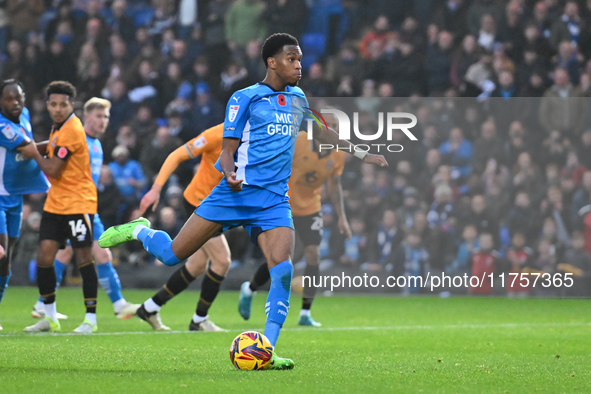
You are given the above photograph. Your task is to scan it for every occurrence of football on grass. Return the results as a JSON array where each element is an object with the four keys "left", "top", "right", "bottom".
[{"left": 229, "top": 331, "right": 274, "bottom": 370}]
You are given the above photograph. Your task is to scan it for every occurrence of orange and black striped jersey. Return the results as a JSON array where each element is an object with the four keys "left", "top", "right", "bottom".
[
  {"left": 44, "top": 114, "right": 97, "bottom": 215},
  {"left": 289, "top": 133, "right": 345, "bottom": 216}
]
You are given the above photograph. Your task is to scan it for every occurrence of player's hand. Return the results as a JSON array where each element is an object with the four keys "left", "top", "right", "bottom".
[
  {"left": 16, "top": 141, "right": 40, "bottom": 159},
  {"left": 338, "top": 216, "right": 352, "bottom": 240},
  {"left": 226, "top": 172, "right": 243, "bottom": 191},
  {"left": 139, "top": 188, "right": 161, "bottom": 215},
  {"left": 363, "top": 153, "right": 388, "bottom": 167}
]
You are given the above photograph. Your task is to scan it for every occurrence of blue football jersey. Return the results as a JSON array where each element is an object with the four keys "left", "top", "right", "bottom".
[
  {"left": 0, "top": 108, "right": 49, "bottom": 196},
  {"left": 215, "top": 83, "right": 311, "bottom": 196},
  {"left": 86, "top": 135, "right": 103, "bottom": 187}
]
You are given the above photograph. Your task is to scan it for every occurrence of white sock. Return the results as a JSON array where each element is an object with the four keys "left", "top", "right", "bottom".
[
  {"left": 85, "top": 313, "right": 97, "bottom": 325},
  {"left": 112, "top": 298, "right": 127, "bottom": 314},
  {"left": 132, "top": 225, "right": 148, "bottom": 240},
  {"left": 300, "top": 309, "right": 311, "bottom": 317},
  {"left": 45, "top": 303, "right": 57, "bottom": 322},
  {"left": 34, "top": 300, "right": 44, "bottom": 311},
  {"left": 144, "top": 298, "right": 160, "bottom": 313},
  {"left": 243, "top": 282, "right": 253, "bottom": 296},
  {"left": 192, "top": 313, "right": 207, "bottom": 324}
]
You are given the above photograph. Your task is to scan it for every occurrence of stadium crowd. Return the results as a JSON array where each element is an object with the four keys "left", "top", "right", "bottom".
[{"left": 2, "top": 0, "right": 591, "bottom": 296}]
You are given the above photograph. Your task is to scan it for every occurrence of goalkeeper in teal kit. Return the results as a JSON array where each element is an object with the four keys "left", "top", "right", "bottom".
[{"left": 99, "top": 33, "right": 388, "bottom": 369}]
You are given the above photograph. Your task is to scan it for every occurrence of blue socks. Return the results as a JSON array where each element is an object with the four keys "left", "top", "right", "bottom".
[
  {"left": 137, "top": 228, "right": 181, "bottom": 266},
  {"left": 264, "top": 261, "right": 293, "bottom": 347},
  {"left": 97, "top": 262, "right": 123, "bottom": 304},
  {"left": 0, "top": 271, "right": 11, "bottom": 304},
  {"left": 38, "top": 259, "right": 67, "bottom": 302}
]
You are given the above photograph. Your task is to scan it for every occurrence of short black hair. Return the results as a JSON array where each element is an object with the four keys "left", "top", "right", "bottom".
[
  {"left": 261, "top": 33, "right": 299, "bottom": 68},
  {"left": 0, "top": 79, "right": 25, "bottom": 97},
  {"left": 45, "top": 81, "right": 77, "bottom": 101}
]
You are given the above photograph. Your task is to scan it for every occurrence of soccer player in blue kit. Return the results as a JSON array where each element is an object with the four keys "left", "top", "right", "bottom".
[
  {"left": 99, "top": 33, "right": 388, "bottom": 368},
  {"left": 30, "top": 98, "right": 140, "bottom": 322},
  {"left": 0, "top": 79, "right": 50, "bottom": 330}
]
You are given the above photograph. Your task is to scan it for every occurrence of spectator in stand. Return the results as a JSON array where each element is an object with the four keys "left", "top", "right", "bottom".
[
  {"left": 467, "top": 0, "right": 502, "bottom": 37},
  {"left": 97, "top": 165, "right": 121, "bottom": 229},
  {"left": 300, "top": 63, "right": 332, "bottom": 97},
  {"left": 506, "top": 232, "right": 533, "bottom": 297},
  {"left": 243, "top": 40, "right": 266, "bottom": 85},
  {"left": 366, "top": 209, "right": 404, "bottom": 271},
  {"left": 472, "top": 119, "right": 504, "bottom": 174},
  {"left": 572, "top": 171, "right": 591, "bottom": 229},
  {"left": 225, "top": 0, "right": 265, "bottom": 55},
  {"left": 263, "top": 0, "right": 308, "bottom": 40},
  {"left": 153, "top": 206, "right": 183, "bottom": 240},
  {"left": 477, "top": 14, "right": 497, "bottom": 51},
  {"left": 559, "top": 231, "right": 591, "bottom": 296},
  {"left": 554, "top": 41, "right": 582, "bottom": 85},
  {"left": 469, "top": 232, "right": 498, "bottom": 295},
  {"left": 105, "top": 0, "right": 135, "bottom": 44},
  {"left": 139, "top": 126, "right": 181, "bottom": 182},
  {"left": 439, "top": 127, "right": 473, "bottom": 179},
  {"left": 550, "top": 1, "right": 583, "bottom": 50},
  {"left": 539, "top": 68, "right": 586, "bottom": 139},
  {"left": 432, "top": 0, "right": 469, "bottom": 39},
  {"left": 192, "top": 82, "right": 224, "bottom": 134},
  {"left": 458, "top": 194, "right": 500, "bottom": 245},
  {"left": 339, "top": 217, "right": 369, "bottom": 268},
  {"left": 392, "top": 232, "right": 430, "bottom": 294},
  {"left": 425, "top": 30, "right": 454, "bottom": 95},
  {"left": 360, "top": 15, "right": 395, "bottom": 60},
  {"left": 108, "top": 145, "right": 148, "bottom": 210},
  {"left": 219, "top": 60, "right": 249, "bottom": 105},
  {"left": 447, "top": 224, "right": 479, "bottom": 277},
  {"left": 507, "top": 191, "right": 540, "bottom": 243}
]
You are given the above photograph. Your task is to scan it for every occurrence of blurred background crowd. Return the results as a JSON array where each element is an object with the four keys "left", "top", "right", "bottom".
[{"left": 2, "top": 0, "right": 591, "bottom": 296}]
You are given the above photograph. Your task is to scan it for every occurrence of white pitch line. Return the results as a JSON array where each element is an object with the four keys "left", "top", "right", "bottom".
[{"left": 0, "top": 322, "right": 589, "bottom": 337}]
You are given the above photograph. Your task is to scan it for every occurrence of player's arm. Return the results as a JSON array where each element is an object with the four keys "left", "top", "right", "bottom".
[
  {"left": 16, "top": 137, "right": 64, "bottom": 176},
  {"left": 139, "top": 145, "right": 193, "bottom": 214},
  {"left": 310, "top": 123, "right": 388, "bottom": 167},
  {"left": 35, "top": 140, "right": 49, "bottom": 156},
  {"left": 219, "top": 137, "right": 243, "bottom": 191},
  {"left": 22, "top": 146, "right": 66, "bottom": 178},
  {"left": 327, "top": 174, "right": 352, "bottom": 240}
]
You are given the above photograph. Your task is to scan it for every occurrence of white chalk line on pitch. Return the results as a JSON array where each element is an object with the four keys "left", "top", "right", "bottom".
[{"left": 0, "top": 321, "right": 590, "bottom": 337}]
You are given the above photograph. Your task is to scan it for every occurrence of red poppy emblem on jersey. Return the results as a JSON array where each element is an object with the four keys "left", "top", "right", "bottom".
[
  {"left": 278, "top": 94, "right": 286, "bottom": 106},
  {"left": 94, "top": 145, "right": 98, "bottom": 152},
  {"left": 57, "top": 147, "right": 68, "bottom": 159}
]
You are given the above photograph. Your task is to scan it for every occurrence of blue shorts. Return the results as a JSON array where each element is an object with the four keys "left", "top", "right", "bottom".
[
  {"left": 0, "top": 195, "right": 23, "bottom": 238},
  {"left": 196, "top": 180, "right": 293, "bottom": 242}
]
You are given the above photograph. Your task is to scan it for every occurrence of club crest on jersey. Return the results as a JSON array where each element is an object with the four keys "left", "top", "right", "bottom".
[
  {"left": 1, "top": 125, "right": 16, "bottom": 140},
  {"left": 228, "top": 105, "right": 239, "bottom": 122},
  {"left": 51, "top": 136, "right": 57, "bottom": 148}
]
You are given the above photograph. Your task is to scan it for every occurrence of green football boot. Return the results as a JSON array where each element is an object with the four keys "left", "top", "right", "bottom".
[
  {"left": 266, "top": 352, "right": 295, "bottom": 370},
  {"left": 98, "top": 218, "right": 151, "bottom": 248}
]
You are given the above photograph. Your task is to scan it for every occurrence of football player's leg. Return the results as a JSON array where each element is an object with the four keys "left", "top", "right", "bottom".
[
  {"left": 299, "top": 244, "right": 321, "bottom": 327},
  {"left": 33, "top": 240, "right": 61, "bottom": 327},
  {"left": 93, "top": 241, "right": 139, "bottom": 318},
  {"left": 239, "top": 262, "right": 269, "bottom": 320},
  {"left": 33, "top": 246, "right": 70, "bottom": 319},
  {"left": 191, "top": 234, "right": 231, "bottom": 331},
  {"left": 73, "top": 246, "right": 98, "bottom": 332},
  {"left": 257, "top": 226, "right": 294, "bottom": 347},
  {"left": 135, "top": 214, "right": 222, "bottom": 266},
  {"left": 137, "top": 247, "right": 205, "bottom": 330}
]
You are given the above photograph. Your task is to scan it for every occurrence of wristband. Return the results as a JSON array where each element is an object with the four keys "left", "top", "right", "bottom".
[{"left": 354, "top": 150, "right": 368, "bottom": 160}]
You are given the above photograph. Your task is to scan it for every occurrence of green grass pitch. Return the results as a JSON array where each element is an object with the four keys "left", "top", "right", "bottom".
[{"left": 0, "top": 287, "right": 589, "bottom": 393}]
